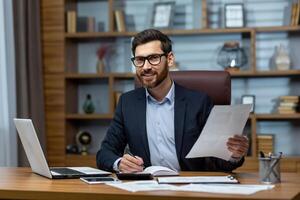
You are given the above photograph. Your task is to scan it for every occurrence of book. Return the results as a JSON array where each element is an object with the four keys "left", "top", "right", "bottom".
[
  {"left": 201, "top": 0, "right": 208, "bottom": 28},
  {"left": 142, "top": 166, "right": 178, "bottom": 177},
  {"left": 67, "top": 11, "right": 76, "bottom": 33},
  {"left": 114, "top": 10, "right": 126, "bottom": 32}
]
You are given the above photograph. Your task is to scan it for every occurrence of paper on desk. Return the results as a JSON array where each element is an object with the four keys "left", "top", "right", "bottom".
[
  {"left": 157, "top": 176, "right": 238, "bottom": 184},
  {"left": 106, "top": 180, "right": 178, "bottom": 192},
  {"left": 186, "top": 104, "right": 252, "bottom": 161},
  {"left": 178, "top": 184, "right": 275, "bottom": 195}
]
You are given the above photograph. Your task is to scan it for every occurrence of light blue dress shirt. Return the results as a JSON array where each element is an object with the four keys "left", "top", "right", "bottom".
[{"left": 145, "top": 82, "right": 180, "bottom": 171}]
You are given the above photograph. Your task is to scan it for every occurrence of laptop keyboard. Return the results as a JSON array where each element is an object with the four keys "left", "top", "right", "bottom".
[{"left": 50, "top": 168, "right": 85, "bottom": 175}]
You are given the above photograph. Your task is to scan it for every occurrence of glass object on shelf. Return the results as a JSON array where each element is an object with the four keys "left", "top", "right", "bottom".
[
  {"left": 217, "top": 41, "right": 247, "bottom": 72},
  {"left": 270, "top": 44, "right": 290, "bottom": 71},
  {"left": 83, "top": 94, "right": 95, "bottom": 114},
  {"left": 76, "top": 131, "right": 92, "bottom": 156}
]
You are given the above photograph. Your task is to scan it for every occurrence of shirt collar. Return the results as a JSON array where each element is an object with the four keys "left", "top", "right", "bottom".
[{"left": 145, "top": 81, "right": 175, "bottom": 104}]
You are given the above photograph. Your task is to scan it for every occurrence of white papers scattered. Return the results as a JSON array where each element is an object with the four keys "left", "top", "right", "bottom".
[
  {"left": 106, "top": 180, "right": 178, "bottom": 192},
  {"left": 106, "top": 180, "right": 275, "bottom": 195},
  {"left": 179, "top": 184, "right": 275, "bottom": 195},
  {"left": 186, "top": 104, "right": 252, "bottom": 161},
  {"left": 157, "top": 176, "right": 238, "bottom": 184}
]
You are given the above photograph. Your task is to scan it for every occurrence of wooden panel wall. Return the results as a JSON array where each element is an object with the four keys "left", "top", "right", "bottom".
[{"left": 41, "top": 0, "right": 65, "bottom": 166}]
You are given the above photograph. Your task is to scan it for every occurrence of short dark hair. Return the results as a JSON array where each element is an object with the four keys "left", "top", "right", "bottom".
[{"left": 131, "top": 29, "right": 172, "bottom": 56}]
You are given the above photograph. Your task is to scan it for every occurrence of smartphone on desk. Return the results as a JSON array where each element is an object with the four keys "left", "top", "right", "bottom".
[{"left": 80, "top": 177, "right": 119, "bottom": 184}]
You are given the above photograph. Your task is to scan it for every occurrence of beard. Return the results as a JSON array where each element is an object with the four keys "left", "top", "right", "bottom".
[{"left": 137, "top": 62, "right": 169, "bottom": 89}]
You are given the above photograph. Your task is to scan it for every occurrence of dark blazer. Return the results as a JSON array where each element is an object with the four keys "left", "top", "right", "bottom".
[{"left": 97, "top": 83, "right": 244, "bottom": 172}]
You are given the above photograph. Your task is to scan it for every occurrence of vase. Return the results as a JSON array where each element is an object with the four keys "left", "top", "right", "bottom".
[
  {"left": 97, "top": 59, "right": 105, "bottom": 74},
  {"left": 83, "top": 94, "right": 95, "bottom": 114},
  {"left": 274, "top": 45, "right": 290, "bottom": 71}
]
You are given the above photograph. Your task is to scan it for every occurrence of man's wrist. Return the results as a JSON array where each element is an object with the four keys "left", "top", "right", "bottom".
[
  {"left": 113, "top": 157, "right": 122, "bottom": 172},
  {"left": 229, "top": 156, "right": 243, "bottom": 163}
]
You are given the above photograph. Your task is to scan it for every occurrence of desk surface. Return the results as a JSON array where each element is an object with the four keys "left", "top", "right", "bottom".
[{"left": 0, "top": 168, "right": 299, "bottom": 200}]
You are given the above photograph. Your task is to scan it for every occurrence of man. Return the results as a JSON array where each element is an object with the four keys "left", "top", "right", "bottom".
[{"left": 97, "top": 29, "right": 249, "bottom": 173}]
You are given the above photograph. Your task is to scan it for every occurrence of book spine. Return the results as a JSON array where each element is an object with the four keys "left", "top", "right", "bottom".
[{"left": 67, "top": 11, "right": 76, "bottom": 33}]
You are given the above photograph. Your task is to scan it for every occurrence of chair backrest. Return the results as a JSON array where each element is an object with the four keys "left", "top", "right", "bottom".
[{"left": 135, "top": 70, "right": 231, "bottom": 105}]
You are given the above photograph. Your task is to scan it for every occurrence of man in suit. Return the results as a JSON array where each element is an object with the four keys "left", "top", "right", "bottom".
[{"left": 97, "top": 29, "right": 249, "bottom": 173}]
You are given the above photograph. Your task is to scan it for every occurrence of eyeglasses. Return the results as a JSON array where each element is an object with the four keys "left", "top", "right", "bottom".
[{"left": 131, "top": 53, "right": 167, "bottom": 68}]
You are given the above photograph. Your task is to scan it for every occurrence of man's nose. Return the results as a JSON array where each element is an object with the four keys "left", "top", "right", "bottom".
[{"left": 142, "top": 59, "right": 152, "bottom": 70}]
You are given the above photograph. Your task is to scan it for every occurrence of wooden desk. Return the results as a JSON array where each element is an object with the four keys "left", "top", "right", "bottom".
[{"left": 0, "top": 168, "right": 299, "bottom": 200}]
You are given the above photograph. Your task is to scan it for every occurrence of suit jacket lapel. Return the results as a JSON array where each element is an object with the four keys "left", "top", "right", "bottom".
[
  {"left": 174, "top": 84, "right": 186, "bottom": 163},
  {"left": 136, "top": 89, "right": 151, "bottom": 166}
]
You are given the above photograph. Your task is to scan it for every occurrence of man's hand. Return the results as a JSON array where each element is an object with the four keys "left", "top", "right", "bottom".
[
  {"left": 227, "top": 135, "right": 249, "bottom": 159},
  {"left": 119, "top": 154, "right": 144, "bottom": 173}
]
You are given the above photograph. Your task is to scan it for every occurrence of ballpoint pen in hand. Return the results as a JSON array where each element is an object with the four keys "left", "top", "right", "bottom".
[{"left": 127, "top": 152, "right": 145, "bottom": 169}]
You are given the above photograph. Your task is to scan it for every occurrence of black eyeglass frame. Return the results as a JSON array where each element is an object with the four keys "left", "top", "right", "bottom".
[{"left": 131, "top": 53, "right": 168, "bottom": 68}]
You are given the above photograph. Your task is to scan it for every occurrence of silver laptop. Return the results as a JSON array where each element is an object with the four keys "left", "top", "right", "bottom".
[{"left": 14, "top": 118, "right": 111, "bottom": 179}]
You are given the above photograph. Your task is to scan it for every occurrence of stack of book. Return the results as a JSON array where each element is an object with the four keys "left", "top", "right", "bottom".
[
  {"left": 257, "top": 135, "right": 274, "bottom": 156},
  {"left": 277, "top": 96, "right": 300, "bottom": 114}
]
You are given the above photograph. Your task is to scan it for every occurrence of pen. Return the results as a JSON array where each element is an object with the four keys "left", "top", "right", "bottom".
[{"left": 128, "top": 152, "right": 144, "bottom": 168}]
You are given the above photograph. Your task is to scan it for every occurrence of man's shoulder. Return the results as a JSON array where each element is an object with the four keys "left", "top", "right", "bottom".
[{"left": 121, "top": 87, "right": 145, "bottom": 100}]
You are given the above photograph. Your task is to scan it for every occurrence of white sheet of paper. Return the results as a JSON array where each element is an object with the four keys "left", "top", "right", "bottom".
[
  {"left": 186, "top": 104, "right": 252, "bottom": 161},
  {"left": 178, "top": 184, "right": 274, "bottom": 195},
  {"left": 157, "top": 176, "right": 238, "bottom": 184},
  {"left": 106, "top": 180, "right": 178, "bottom": 192}
]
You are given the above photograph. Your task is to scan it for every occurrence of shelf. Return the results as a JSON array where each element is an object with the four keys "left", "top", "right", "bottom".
[
  {"left": 254, "top": 113, "right": 300, "bottom": 120},
  {"left": 65, "top": 28, "right": 253, "bottom": 39},
  {"left": 65, "top": 73, "right": 110, "bottom": 79},
  {"left": 66, "top": 113, "right": 114, "bottom": 120},
  {"left": 230, "top": 70, "right": 300, "bottom": 77},
  {"left": 256, "top": 26, "right": 300, "bottom": 32},
  {"left": 65, "top": 26, "right": 300, "bottom": 39},
  {"left": 64, "top": 70, "right": 300, "bottom": 80}
]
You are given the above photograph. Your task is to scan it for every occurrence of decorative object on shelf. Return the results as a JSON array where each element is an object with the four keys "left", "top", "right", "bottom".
[
  {"left": 270, "top": 44, "right": 291, "bottom": 71},
  {"left": 83, "top": 94, "right": 95, "bottom": 114},
  {"left": 66, "top": 144, "right": 79, "bottom": 154},
  {"left": 224, "top": 3, "right": 245, "bottom": 28},
  {"left": 96, "top": 45, "right": 111, "bottom": 73},
  {"left": 97, "top": 22, "right": 105, "bottom": 32},
  {"left": 241, "top": 95, "right": 255, "bottom": 113},
  {"left": 217, "top": 41, "right": 247, "bottom": 72},
  {"left": 152, "top": 2, "right": 175, "bottom": 29},
  {"left": 76, "top": 131, "right": 92, "bottom": 156}
]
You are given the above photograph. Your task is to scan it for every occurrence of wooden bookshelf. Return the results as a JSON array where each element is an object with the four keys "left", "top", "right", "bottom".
[{"left": 41, "top": 0, "right": 300, "bottom": 171}]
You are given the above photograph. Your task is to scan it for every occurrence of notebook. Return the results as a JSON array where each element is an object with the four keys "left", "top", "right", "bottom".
[{"left": 14, "top": 118, "right": 111, "bottom": 179}]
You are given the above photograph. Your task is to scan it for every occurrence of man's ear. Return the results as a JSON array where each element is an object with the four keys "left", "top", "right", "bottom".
[{"left": 167, "top": 52, "right": 175, "bottom": 68}]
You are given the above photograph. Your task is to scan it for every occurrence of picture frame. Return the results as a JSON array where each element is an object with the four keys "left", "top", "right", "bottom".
[
  {"left": 152, "top": 2, "right": 175, "bottom": 29},
  {"left": 241, "top": 95, "right": 255, "bottom": 113},
  {"left": 224, "top": 3, "right": 245, "bottom": 28}
]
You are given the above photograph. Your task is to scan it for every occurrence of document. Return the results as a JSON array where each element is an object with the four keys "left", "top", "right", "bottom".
[
  {"left": 157, "top": 175, "right": 238, "bottom": 184},
  {"left": 186, "top": 104, "right": 252, "bottom": 161},
  {"left": 106, "top": 181, "right": 274, "bottom": 195},
  {"left": 178, "top": 184, "right": 275, "bottom": 195},
  {"left": 106, "top": 180, "right": 178, "bottom": 192}
]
